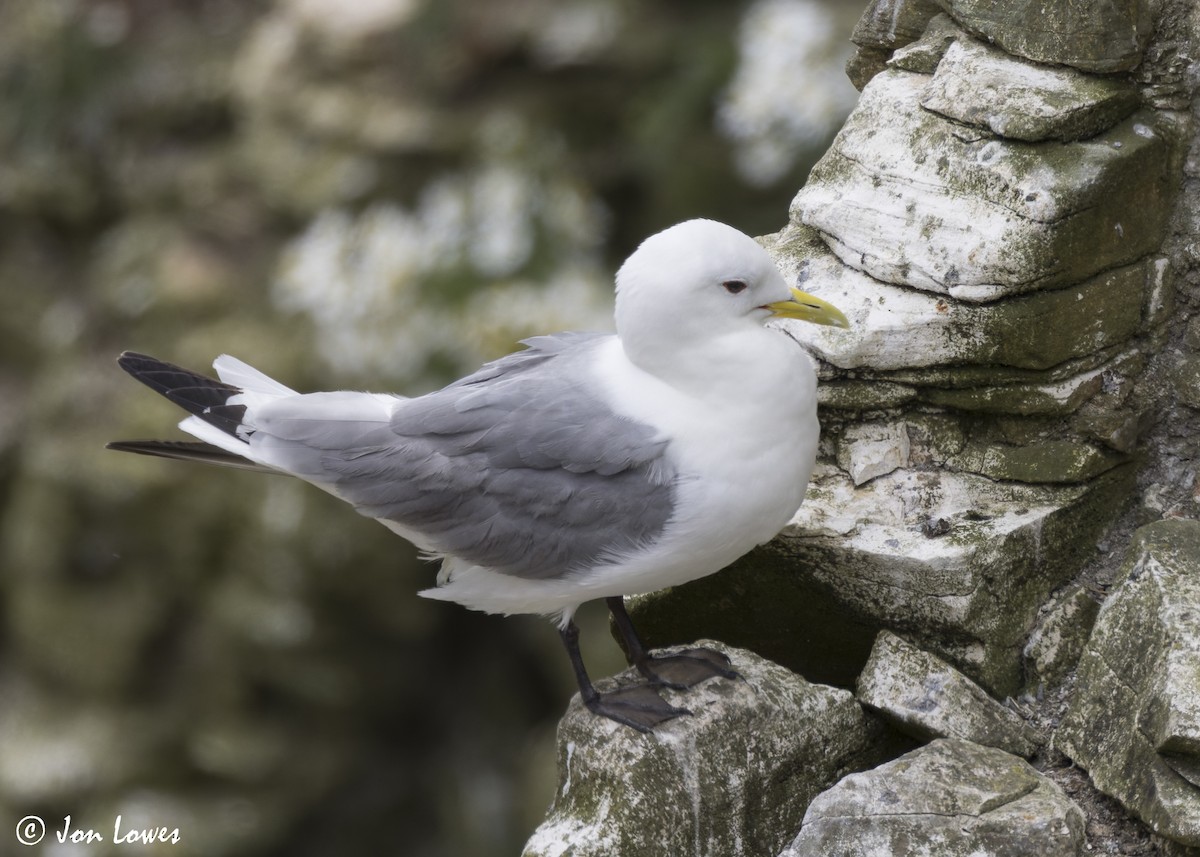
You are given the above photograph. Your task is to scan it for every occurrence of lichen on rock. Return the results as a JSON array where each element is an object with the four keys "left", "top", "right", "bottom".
[
  {"left": 523, "top": 641, "right": 890, "bottom": 857},
  {"left": 781, "top": 738, "right": 1087, "bottom": 856},
  {"left": 1058, "top": 520, "right": 1200, "bottom": 847},
  {"left": 856, "top": 631, "right": 1042, "bottom": 756}
]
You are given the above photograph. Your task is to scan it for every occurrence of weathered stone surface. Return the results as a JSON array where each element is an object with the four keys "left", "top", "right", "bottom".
[
  {"left": 917, "top": 348, "right": 1143, "bottom": 417},
  {"left": 781, "top": 738, "right": 1086, "bottom": 856},
  {"left": 921, "top": 37, "right": 1140, "bottom": 142},
  {"left": 1174, "top": 355, "right": 1200, "bottom": 409},
  {"left": 1023, "top": 585, "right": 1100, "bottom": 690},
  {"left": 1059, "top": 520, "right": 1200, "bottom": 846},
  {"left": 793, "top": 69, "right": 1174, "bottom": 301},
  {"left": 889, "top": 411, "right": 1131, "bottom": 483},
  {"left": 850, "top": 0, "right": 942, "bottom": 51},
  {"left": 846, "top": 0, "right": 945, "bottom": 91},
  {"left": 933, "top": 0, "right": 1155, "bottom": 73},
  {"left": 1157, "top": 836, "right": 1200, "bottom": 857},
  {"left": 522, "top": 642, "right": 885, "bottom": 857},
  {"left": 861, "top": 415, "right": 1127, "bottom": 487},
  {"left": 767, "top": 226, "right": 1157, "bottom": 371},
  {"left": 945, "top": 437, "right": 1127, "bottom": 483},
  {"left": 846, "top": 46, "right": 891, "bottom": 91},
  {"left": 836, "top": 423, "right": 911, "bottom": 486},
  {"left": 857, "top": 631, "right": 1042, "bottom": 756},
  {"left": 888, "top": 13, "right": 961, "bottom": 74},
  {"left": 629, "top": 465, "right": 1133, "bottom": 694},
  {"left": 813, "top": 346, "right": 1134, "bottom": 414}
]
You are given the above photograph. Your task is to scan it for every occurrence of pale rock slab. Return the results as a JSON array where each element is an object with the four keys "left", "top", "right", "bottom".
[
  {"left": 523, "top": 641, "right": 885, "bottom": 857},
  {"left": 627, "top": 465, "right": 1133, "bottom": 694},
  {"left": 922, "top": 37, "right": 1140, "bottom": 142},
  {"left": 933, "top": 0, "right": 1155, "bottom": 73},
  {"left": 1058, "top": 520, "right": 1200, "bottom": 847},
  {"left": 793, "top": 69, "right": 1173, "bottom": 301},
  {"left": 836, "top": 423, "right": 911, "bottom": 486},
  {"left": 787, "top": 469, "right": 1109, "bottom": 648},
  {"left": 767, "top": 226, "right": 1154, "bottom": 372},
  {"left": 856, "top": 630, "right": 1042, "bottom": 757},
  {"left": 781, "top": 738, "right": 1086, "bottom": 856},
  {"left": 888, "top": 13, "right": 961, "bottom": 74}
]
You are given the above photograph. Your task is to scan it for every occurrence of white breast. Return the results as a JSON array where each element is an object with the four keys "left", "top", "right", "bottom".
[{"left": 582, "top": 331, "right": 819, "bottom": 593}]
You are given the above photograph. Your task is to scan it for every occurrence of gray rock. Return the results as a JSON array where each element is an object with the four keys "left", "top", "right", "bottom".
[
  {"left": 1023, "top": 585, "right": 1100, "bottom": 690},
  {"left": 850, "top": 0, "right": 943, "bottom": 51},
  {"left": 845, "top": 46, "right": 892, "bottom": 92},
  {"left": 1058, "top": 520, "right": 1200, "bottom": 846},
  {"left": 836, "top": 423, "right": 911, "bottom": 486},
  {"left": 782, "top": 738, "right": 1086, "bottom": 856},
  {"left": 857, "top": 631, "right": 1042, "bottom": 757},
  {"left": 1174, "top": 355, "right": 1200, "bottom": 409},
  {"left": 627, "top": 464, "right": 1134, "bottom": 695},
  {"left": 1157, "top": 836, "right": 1200, "bottom": 857},
  {"left": 523, "top": 641, "right": 886, "bottom": 857},
  {"left": 793, "top": 68, "right": 1174, "bottom": 302},
  {"left": 844, "top": 0, "right": 942, "bottom": 89},
  {"left": 888, "top": 13, "right": 962, "bottom": 74},
  {"left": 766, "top": 226, "right": 1156, "bottom": 372},
  {"left": 921, "top": 37, "right": 1140, "bottom": 142},
  {"left": 943, "top": 437, "right": 1127, "bottom": 484},
  {"left": 933, "top": 0, "right": 1155, "bottom": 73}
]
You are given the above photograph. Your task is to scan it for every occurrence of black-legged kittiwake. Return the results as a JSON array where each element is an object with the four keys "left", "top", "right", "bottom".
[{"left": 108, "top": 218, "right": 849, "bottom": 731}]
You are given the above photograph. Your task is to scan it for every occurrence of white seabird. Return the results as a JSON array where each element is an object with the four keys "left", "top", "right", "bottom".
[{"left": 108, "top": 218, "right": 849, "bottom": 731}]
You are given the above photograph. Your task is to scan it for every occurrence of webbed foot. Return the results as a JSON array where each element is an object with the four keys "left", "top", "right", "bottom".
[
  {"left": 583, "top": 684, "right": 691, "bottom": 732},
  {"left": 638, "top": 646, "right": 741, "bottom": 689}
]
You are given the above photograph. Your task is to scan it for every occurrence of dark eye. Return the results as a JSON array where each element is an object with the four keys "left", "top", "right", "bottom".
[{"left": 722, "top": 279, "right": 748, "bottom": 295}]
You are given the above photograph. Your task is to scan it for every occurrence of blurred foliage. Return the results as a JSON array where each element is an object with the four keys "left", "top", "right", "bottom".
[{"left": 0, "top": 0, "right": 857, "bottom": 854}]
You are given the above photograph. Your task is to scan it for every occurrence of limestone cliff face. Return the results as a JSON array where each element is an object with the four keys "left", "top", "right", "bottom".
[
  {"left": 632, "top": 0, "right": 1199, "bottom": 698},
  {"left": 611, "top": 0, "right": 1200, "bottom": 853}
]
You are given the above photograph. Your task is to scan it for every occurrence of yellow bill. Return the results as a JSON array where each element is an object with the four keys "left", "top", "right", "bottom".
[{"left": 766, "top": 287, "right": 850, "bottom": 329}]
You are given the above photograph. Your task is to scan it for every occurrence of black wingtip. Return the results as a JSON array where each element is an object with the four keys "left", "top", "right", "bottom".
[
  {"left": 114, "top": 351, "right": 248, "bottom": 438},
  {"left": 106, "top": 439, "right": 274, "bottom": 473}
]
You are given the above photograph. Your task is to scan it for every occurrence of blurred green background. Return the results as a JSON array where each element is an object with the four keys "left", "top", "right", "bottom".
[{"left": 0, "top": 0, "right": 858, "bottom": 854}]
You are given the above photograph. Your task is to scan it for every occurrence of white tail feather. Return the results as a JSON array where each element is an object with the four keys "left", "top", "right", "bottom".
[
  {"left": 213, "top": 354, "right": 297, "bottom": 396},
  {"left": 178, "top": 415, "right": 257, "bottom": 460}
]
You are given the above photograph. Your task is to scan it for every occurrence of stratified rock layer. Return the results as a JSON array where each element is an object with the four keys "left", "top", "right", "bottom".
[
  {"left": 921, "top": 37, "right": 1139, "bottom": 142},
  {"left": 794, "top": 68, "right": 1173, "bottom": 302},
  {"left": 933, "top": 0, "right": 1155, "bottom": 73},
  {"left": 1059, "top": 520, "right": 1200, "bottom": 847}
]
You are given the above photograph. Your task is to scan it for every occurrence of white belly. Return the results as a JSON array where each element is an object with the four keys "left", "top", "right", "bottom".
[{"left": 571, "top": 334, "right": 819, "bottom": 594}]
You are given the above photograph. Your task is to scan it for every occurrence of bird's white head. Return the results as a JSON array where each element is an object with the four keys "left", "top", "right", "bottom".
[{"left": 613, "top": 219, "right": 847, "bottom": 378}]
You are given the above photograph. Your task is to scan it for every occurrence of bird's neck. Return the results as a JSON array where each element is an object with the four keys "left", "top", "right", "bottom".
[{"left": 621, "top": 326, "right": 804, "bottom": 403}]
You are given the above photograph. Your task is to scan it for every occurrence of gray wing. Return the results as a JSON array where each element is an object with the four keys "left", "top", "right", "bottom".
[{"left": 323, "top": 333, "right": 676, "bottom": 579}]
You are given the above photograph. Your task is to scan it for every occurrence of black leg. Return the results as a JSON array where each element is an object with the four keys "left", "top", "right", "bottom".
[
  {"left": 606, "top": 595, "right": 650, "bottom": 665},
  {"left": 606, "top": 596, "right": 740, "bottom": 690},
  {"left": 559, "top": 620, "right": 689, "bottom": 732}
]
